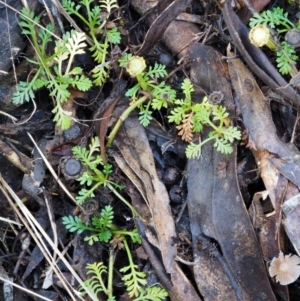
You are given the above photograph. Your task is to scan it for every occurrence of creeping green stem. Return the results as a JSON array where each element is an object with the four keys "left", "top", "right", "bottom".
[
  {"left": 136, "top": 74, "right": 148, "bottom": 91},
  {"left": 123, "top": 238, "right": 134, "bottom": 272},
  {"left": 107, "top": 248, "right": 114, "bottom": 299},
  {"left": 106, "top": 95, "right": 149, "bottom": 147},
  {"left": 107, "top": 183, "right": 140, "bottom": 217}
]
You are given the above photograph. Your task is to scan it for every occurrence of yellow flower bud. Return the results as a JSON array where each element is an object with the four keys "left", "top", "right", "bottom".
[
  {"left": 249, "top": 25, "right": 277, "bottom": 50},
  {"left": 126, "top": 56, "right": 146, "bottom": 77}
]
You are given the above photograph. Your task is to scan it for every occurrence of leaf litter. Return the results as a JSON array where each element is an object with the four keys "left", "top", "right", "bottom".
[{"left": 1, "top": 0, "right": 300, "bottom": 300}]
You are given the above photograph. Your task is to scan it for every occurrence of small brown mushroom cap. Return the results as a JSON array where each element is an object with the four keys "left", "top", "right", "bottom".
[{"left": 269, "top": 252, "right": 300, "bottom": 285}]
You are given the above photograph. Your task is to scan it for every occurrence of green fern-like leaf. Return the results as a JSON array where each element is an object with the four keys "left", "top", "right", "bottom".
[
  {"left": 125, "top": 228, "right": 142, "bottom": 244},
  {"left": 119, "top": 53, "right": 133, "bottom": 67},
  {"left": 221, "top": 126, "right": 242, "bottom": 143},
  {"left": 63, "top": 206, "right": 114, "bottom": 242},
  {"left": 13, "top": 81, "right": 36, "bottom": 104},
  {"left": 90, "top": 42, "right": 109, "bottom": 63},
  {"left": 168, "top": 80, "right": 240, "bottom": 157},
  {"left": 93, "top": 205, "right": 114, "bottom": 229},
  {"left": 92, "top": 64, "right": 110, "bottom": 86},
  {"left": 185, "top": 142, "right": 202, "bottom": 159},
  {"left": 47, "top": 80, "right": 70, "bottom": 103},
  {"left": 85, "top": 233, "right": 101, "bottom": 244},
  {"left": 120, "top": 265, "right": 147, "bottom": 298},
  {"left": 71, "top": 75, "right": 93, "bottom": 91},
  {"left": 72, "top": 138, "right": 104, "bottom": 169},
  {"left": 249, "top": 7, "right": 294, "bottom": 32},
  {"left": 125, "top": 84, "right": 140, "bottom": 99},
  {"left": 139, "top": 107, "right": 153, "bottom": 127},
  {"left": 62, "top": 0, "right": 81, "bottom": 16},
  {"left": 98, "top": 228, "right": 112, "bottom": 242},
  {"left": 103, "top": 164, "right": 113, "bottom": 177},
  {"left": 168, "top": 106, "right": 187, "bottom": 124},
  {"left": 192, "top": 107, "right": 211, "bottom": 128},
  {"left": 213, "top": 137, "right": 233, "bottom": 154},
  {"left": 181, "top": 78, "right": 194, "bottom": 102},
  {"left": 38, "top": 23, "right": 54, "bottom": 48},
  {"left": 62, "top": 215, "right": 87, "bottom": 234},
  {"left": 89, "top": 5, "right": 101, "bottom": 28},
  {"left": 50, "top": 106, "right": 72, "bottom": 130},
  {"left": 133, "top": 286, "right": 168, "bottom": 301},
  {"left": 19, "top": 7, "right": 40, "bottom": 35},
  {"left": 72, "top": 146, "right": 90, "bottom": 163},
  {"left": 276, "top": 42, "right": 298, "bottom": 75},
  {"left": 63, "top": 0, "right": 120, "bottom": 87},
  {"left": 77, "top": 172, "right": 95, "bottom": 186},
  {"left": 72, "top": 141, "right": 114, "bottom": 205},
  {"left": 88, "top": 136, "right": 101, "bottom": 157},
  {"left": 16, "top": 8, "right": 92, "bottom": 131},
  {"left": 76, "top": 187, "right": 97, "bottom": 205},
  {"left": 150, "top": 81, "right": 176, "bottom": 110},
  {"left": 68, "top": 66, "right": 83, "bottom": 75},
  {"left": 212, "top": 105, "right": 229, "bottom": 122},
  {"left": 145, "top": 63, "right": 167, "bottom": 79},
  {"left": 55, "top": 74, "right": 73, "bottom": 85},
  {"left": 107, "top": 27, "right": 121, "bottom": 44},
  {"left": 89, "top": 155, "right": 105, "bottom": 167},
  {"left": 81, "top": 262, "right": 108, "bottom": 297},
  {"left": 34, "top": 77, "right": 49, "bottom": 90}
]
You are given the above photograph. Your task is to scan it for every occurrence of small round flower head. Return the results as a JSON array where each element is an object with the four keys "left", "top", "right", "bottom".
[
  {"left": 126, "top": 56, "right": 146, "bottom": 77},
  {"left": 249, "top": 25, "right": 276, "bottom": 50},
  {"left": 269, "top": 252, "right": 300, "bottom": 285}
]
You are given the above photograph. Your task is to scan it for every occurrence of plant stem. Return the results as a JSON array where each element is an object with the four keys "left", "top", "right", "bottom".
[
  {"left": 107, "top": 183, "right": 139, "bottom": 217},
  {"left": 65, "top": 55, "right": 73, "bottom": 76},
  {"left": 136, "top": 74, "right": 148, "bottom": 91},
  {"left": 69, "top": 8, "right": 90, "bottom": 29},
  {"left": 106, "top": 95, "right": 149, "bottom": 147},
  {"left": 107, "top": 248, "right": 114, "bottom": 299},
  {"left": 123, "top": 238, "right": 134, "bottom": 269},
  {"left": 200, "top": 135, "right": 218, "bottom": 147},
  {"left": 205, "top": 119, "right": 218, "bottom": 131}
]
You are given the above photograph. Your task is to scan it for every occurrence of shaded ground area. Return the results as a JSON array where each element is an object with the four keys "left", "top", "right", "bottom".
[{"left": 1, "top": 0, "right": 300, "bottom": 300}]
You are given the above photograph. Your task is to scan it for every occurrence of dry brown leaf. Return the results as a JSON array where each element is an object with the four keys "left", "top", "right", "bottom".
[{"left": 176, "top": 112, "right": 194, "bottom": 142}]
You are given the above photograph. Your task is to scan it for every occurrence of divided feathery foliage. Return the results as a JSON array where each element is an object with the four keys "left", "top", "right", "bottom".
[
  {"left": 14, "top": 7, "right": 92, "bottom": 129},
  {"left": 168, "top": 79, "right": 241, "bottom": 158},
  {"left": 72, "top": 136, "right": 138, "bottom": 217},
  {"left": 62, "top": 0, "right": 121, "bottom": 85},
  {"left": 63, "top": 207, "right": 167, "bottom": 300},
  {"left": 118, "top": 237, "right": 145, "bottom": 298},
  {"left": 249, "top": 7, "right": 297, "bottom": 33},
  {"left": 80, "top": 262, "right": 110, "bottom": 298},
  {"left": 81, "top": 258, "right": 168, "bottom": 301},
  {"left": 276, "top": 41, "right": 298, "bottom": 75},
  {"left": 119, "top": 53, "right": 133, "bottom": 67},
  {"left": 111, "top": 57, "right": 240, "bottom": 157},
  {"left": 72, "top": 137, "right": 121, "bottom": 205},
  {"left": 119, "top": 55, "right": 176, "bottom": 126},
  {"left": 62, "top": 205, "right": 140, "bottom": 244},
  {"left": 120, "top": 263, "right": 147, "bottom": 298},
  {"left": 249, "top": 6, "right": 299, "bottom": 76},
  {"left": 62, "top": 205, "right": 114, "bottom": 243},
  {"left": 133, "top": 286, "right": 169, "bottom": 301}
]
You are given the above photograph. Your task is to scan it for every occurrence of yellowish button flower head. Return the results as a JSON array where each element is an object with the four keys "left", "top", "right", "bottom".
[
  {"left": 126, "top": 56, "right": 146, "bottom": 77},
  {"left": 249, "top": 25, "right": 276, "bottom": 50},
  {"left": 269, "top": 252, "right": 300, "bottom": 285}
]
